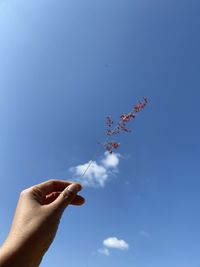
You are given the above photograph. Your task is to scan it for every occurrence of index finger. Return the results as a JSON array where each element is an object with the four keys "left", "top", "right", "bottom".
[{"left": 34, "top": 179, "right": 82, "bottom": 195}]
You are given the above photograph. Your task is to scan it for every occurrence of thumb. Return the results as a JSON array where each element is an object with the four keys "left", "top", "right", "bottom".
[{"left": 52, "top": 183, "right": 82, "bottom": 211}]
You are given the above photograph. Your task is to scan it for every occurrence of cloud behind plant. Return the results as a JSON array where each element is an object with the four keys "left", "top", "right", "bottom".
[{"left": 70, "top": 152, "right": 121, "bottom": 187}]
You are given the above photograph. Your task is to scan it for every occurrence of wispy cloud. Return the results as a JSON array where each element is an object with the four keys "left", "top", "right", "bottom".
[
  {"left": 98, "top": 236, "right": 129, "bottom": 256},
  {"left": 139, "top": 231, "right": 151, "bottom": 239},
  {"left": 98, "top": 248, "right": 110, "bottom": 256},
  {"left": 70, "top": 152, "right": 121, "bottom": 187}
]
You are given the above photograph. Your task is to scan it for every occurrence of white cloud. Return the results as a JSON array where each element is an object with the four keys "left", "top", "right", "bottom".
[
  {"left": 98, "top": 236, "right": 129, "bottom": 256},
  {"left": 98, "top": 248, "right": 110, "bottom": 256},
  {"left": 103, "top": 237, "right": 129, "bottom": 250},
  {"left": 70, "top": 152, "right": 121, "bottom": 187},
  {"left": 139, "top": 231, "right": 150, "bottom": 239},
  {"left": 101, "top": 152, "right": 120, "bottom": 168}
]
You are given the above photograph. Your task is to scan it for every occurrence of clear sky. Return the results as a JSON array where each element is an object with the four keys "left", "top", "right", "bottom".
[{"left": 0, "top": 0, "right": 200, "bottom": 266}]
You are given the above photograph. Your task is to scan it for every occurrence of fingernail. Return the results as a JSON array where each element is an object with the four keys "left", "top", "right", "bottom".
[{"left": 68, "top": 183, "right": 81, "bottom": 192}]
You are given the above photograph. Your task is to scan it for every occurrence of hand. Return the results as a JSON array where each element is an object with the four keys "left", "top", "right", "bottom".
[{"left": 0, "top": 179, "right": 85, "bottom": 267}]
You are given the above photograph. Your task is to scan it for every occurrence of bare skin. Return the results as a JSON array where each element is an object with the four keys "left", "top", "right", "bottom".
[{"left": 0, "top": 179, "right": 85, "bottom": 267}]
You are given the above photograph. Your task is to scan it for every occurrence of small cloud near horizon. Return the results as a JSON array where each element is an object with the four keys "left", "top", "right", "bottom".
[{"left": 98, "top": 236, "right": 129, "bottom": 256}]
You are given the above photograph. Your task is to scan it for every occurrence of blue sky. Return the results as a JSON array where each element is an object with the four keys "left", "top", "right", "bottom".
[{"left": 0, "top": 0, "right": 200, "bottom": 266}]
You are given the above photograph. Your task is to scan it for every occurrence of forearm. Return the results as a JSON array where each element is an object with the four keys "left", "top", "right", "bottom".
[{"left": 0, "top": 239, "right": 43, "bottom": 267}]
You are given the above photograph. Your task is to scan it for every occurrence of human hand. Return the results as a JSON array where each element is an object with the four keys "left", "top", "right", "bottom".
[{"left": 0, "top": 179, "right": 85, "bottom": 267}]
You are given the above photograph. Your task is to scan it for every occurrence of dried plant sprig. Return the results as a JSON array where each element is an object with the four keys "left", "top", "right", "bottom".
[
  {"left": 99, "top": 97, "right": 148, "bottom": 153},
  {"left": 81, "top": 97, "right": 148, "bottom": 178}
]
